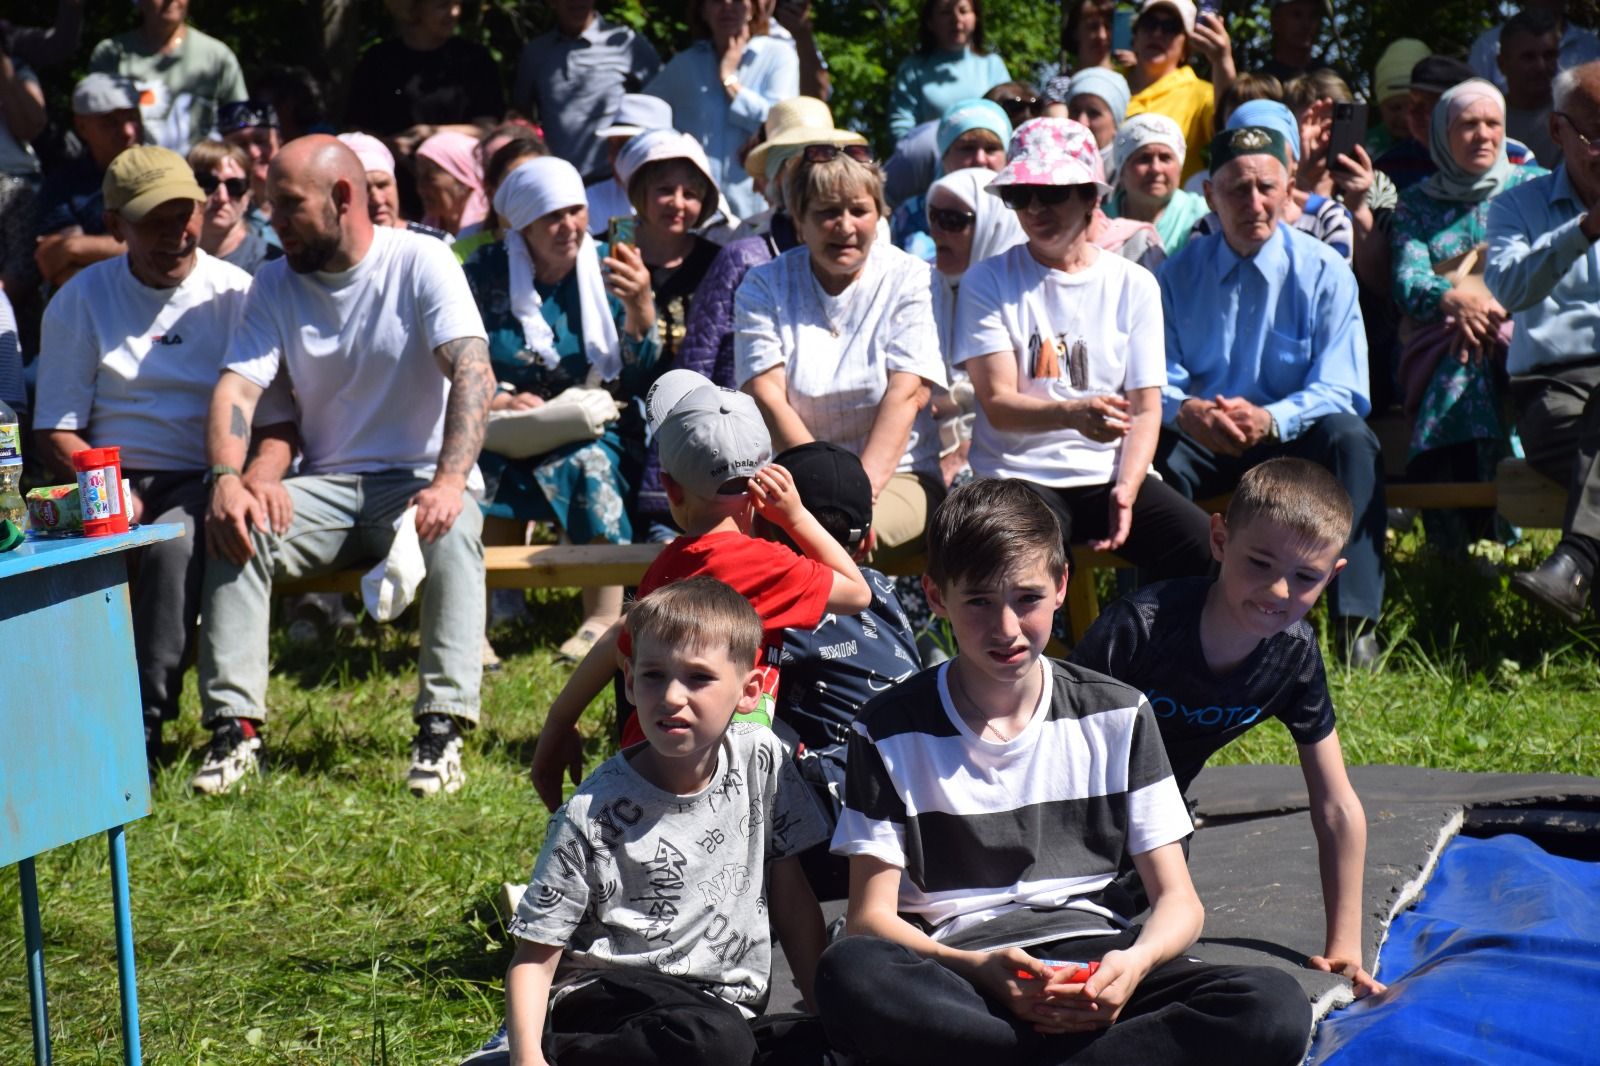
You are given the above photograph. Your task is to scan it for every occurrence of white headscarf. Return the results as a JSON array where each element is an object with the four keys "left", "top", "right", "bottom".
[
  {"left": 493, "top": 157, "right": 621, "bottom": 381},
  {"left": 613, "top": 129, "right": 732, "bottom": 228},
  {"left": 926, "top": 167, "right": 1026, "bottom": 360},
  {"left": 1111, "top": 113, "right": 1187, "bottom": 186}
]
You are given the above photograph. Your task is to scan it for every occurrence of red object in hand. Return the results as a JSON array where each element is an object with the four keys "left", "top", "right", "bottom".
[{"left": 1015, "top": 960, "right": 1100, "bottom": 983}]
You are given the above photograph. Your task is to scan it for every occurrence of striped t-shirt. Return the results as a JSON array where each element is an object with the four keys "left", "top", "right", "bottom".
[{"left": 831, "top": 658, "right": 1192, "bottom": 951}]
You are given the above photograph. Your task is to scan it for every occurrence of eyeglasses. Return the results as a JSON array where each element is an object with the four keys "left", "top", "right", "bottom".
[
  {"left": 1556, "top": 112, "right": 1600, "bottom": 155},
  {"left": 1136, "top": 14, "right": 1184, "bottom": 36},
  {"left": 928, "top": 206, "right": 976, "bottom": 233},
  {"left": 997, "top": 185, "right": 1080, "bottom": 210},
  {"left": 801, "top": 143, "right": 876, "bottom": 165},
  {"left": 195, "top": 173, "right": 249, "bottom": 199},
  {"left": 994, "top": 95, "right": 1041, "bottom": 122}
]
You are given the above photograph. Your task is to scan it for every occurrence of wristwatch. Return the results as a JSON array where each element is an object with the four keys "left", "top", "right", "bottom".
[{"left": 205, "top": 464, "right": 241, "bottom": 486}]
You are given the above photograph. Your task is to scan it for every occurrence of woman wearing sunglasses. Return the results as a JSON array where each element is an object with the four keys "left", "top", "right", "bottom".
[
  {"left": 954, "top": 118, "right": 1211, "bottom": 580},
  {"left": 1124, "top": 0, "right": 1214, "bottom": 183},
  {"left": 735, "top": 144, "right": 949, "bottom": 565},
  {"left": 186, "top": 140, "right": 282, "bottom": 276}
]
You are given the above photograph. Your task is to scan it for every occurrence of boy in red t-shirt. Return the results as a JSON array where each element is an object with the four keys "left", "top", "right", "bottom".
[{"left": 529, "top": 370, "right": 872, "bottom": 811}]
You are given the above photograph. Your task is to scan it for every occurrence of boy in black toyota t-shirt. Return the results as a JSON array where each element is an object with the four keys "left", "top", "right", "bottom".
[{"left": 1071, "top": 458, "right": 1383, "bottom": 999}]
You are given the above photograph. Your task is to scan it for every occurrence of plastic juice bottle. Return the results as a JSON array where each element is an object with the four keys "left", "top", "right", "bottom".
[{"left": 0, "top": 396, "right": 24, "bottom": 529}]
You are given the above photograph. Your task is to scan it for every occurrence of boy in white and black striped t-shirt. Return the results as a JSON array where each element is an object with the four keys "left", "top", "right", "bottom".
[{"left": 813, "top": 479, "right": 1311, "bottom": 1066}]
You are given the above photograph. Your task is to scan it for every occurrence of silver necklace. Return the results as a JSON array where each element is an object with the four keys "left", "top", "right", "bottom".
[{"left": 949, "top": 665, "right": 1026, "bottom": 742}]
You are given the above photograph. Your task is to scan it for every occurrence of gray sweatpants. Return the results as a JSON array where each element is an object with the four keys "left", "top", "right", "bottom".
[{"left": 198, "top": 472, "right": 485, "bottom": 727}]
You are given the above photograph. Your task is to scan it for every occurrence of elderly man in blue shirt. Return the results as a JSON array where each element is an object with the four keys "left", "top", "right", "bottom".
[
  {"left": 1156, "top": 125, "right": 1384, "bottom": 669},
  {"left": 1486, "top": 60, "right": 1600, "bottom": 624}
]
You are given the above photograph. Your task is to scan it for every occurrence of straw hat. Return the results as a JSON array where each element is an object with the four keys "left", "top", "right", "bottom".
[{"left": 744, "top": 97, "right": 866, "bottom": 179}]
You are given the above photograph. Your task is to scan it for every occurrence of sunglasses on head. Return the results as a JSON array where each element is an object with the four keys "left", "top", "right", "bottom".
[
  {"left": 801, "top": 143, "right": 876, "bottom": 165},
  {"left": 997, "top": 185, "right": 1080, "bottom": 210},
  {"left": 928, "top": 206, "right": 976, "bottom": 233},
  {"left": 995, "top": 95, "right": 1041, "bottom": 120},
  {"left": 195, "top": 173, "right": 249, "bottom": 199}
]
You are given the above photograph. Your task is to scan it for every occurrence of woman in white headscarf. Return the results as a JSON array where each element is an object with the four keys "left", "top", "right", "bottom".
[
  {"left": 925, "top": 166, "right": 1026, "bottom": 364},
  {"left": 462, "top": 156, "right": 660, "bottom": 657},
  {"left": 1103, "top": 111, "right": 1207, "bottom": 254},
  {"left": 924, "top": 165, "right": 1027, "bottom": 480}
]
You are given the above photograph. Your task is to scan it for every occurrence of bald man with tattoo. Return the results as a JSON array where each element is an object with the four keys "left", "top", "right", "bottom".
[{"left": 195, "top": 135, "right": 496, "bottom": 797}]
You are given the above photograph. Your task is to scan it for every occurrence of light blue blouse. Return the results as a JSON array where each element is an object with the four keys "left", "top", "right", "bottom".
[{"left": 646, "top": 36, "right": 799, "bottom": 219}]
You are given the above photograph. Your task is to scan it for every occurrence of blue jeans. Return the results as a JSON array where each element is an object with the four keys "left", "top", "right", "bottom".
[{"left": 198, "top": 472, "right": 485, "bottom": 726}]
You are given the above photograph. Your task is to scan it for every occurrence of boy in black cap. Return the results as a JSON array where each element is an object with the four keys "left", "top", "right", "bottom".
[{"left": 755, "top": 442, "right": 923, "bottom": 898}]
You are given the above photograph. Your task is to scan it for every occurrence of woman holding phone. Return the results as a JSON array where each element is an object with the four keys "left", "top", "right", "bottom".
[
  {"left": 462, "top": 156, "right": 660, "bottom": 658},
  {"left": 954, "top": 118, "right": 1210, "bottom": 579}
]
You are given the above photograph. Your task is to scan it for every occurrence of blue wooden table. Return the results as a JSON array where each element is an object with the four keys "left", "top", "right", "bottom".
[{"left": 1, "top": 525, "right": 182, "bottom": 1066}]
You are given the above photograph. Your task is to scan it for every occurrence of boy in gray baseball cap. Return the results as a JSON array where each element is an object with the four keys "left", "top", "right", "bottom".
[{"left": 529, "top": 369, "right": 874, "bottom": 811}]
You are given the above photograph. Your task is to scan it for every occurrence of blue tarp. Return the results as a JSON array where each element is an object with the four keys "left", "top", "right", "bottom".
[{"left": 1308, "top": 833, "right": 1600, "bottom": 1065}]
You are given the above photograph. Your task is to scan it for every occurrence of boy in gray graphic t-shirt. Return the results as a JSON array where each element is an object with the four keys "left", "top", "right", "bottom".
[{"left": 501, "top": 578, "right": 829, "bottom": 1066}]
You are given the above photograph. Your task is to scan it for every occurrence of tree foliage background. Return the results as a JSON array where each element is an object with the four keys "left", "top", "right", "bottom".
[{"left": 8, "top": 0, "right": 1582, "bottom": 151}]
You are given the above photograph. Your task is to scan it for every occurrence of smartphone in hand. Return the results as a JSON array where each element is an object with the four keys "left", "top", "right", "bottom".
[
  {"left": 1327, "top": 101, "right": 1369, "bottom": 175},
  {"left": 606, "top": 214, "right": 637, "bottom": 251}
]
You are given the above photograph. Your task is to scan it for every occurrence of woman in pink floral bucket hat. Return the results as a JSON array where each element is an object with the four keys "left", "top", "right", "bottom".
[{"left": 954, "top": 116, "right": 1212, "bottom": 589}]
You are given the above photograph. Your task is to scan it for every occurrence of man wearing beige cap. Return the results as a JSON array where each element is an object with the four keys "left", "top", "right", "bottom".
[
  {"left": 32, "top": 144, "right": 259, "bottom": 764},
  {"left": 33, "top": 72, "right": 145, "bottom": 287}
]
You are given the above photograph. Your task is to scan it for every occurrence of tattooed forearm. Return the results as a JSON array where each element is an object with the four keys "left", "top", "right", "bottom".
[
  {"left": 435, "top": 336, "right": 495, "bottom": 478},
  {"left": 230, "top": 404, "right": 248, "bottom": 439}
]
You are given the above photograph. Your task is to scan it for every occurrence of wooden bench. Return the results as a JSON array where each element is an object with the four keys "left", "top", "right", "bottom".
[
  {"left": 280, "top": 542, "right": 1129, "bottom": 642},
  {"left": 277, "top": 460, "right": 1570, "bottom": 646}
]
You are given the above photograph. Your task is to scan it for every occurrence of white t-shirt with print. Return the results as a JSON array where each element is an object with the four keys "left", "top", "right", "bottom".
[
  {"left": 225, "top": 225, "right": 487, "bottom": 477},
  {"left": 734, "top": 241, "right": 948, "bottom": 478},
  {"left": 35, "top": 250, "right": 253, "bottom": 471},
  {"left": 954, "top": 244, "right": 1166, "bottom": 488}
]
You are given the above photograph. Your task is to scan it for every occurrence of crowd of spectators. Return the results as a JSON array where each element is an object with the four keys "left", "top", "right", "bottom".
[{"left": 2, "top": 0, "right": 1599, "bottom": 793}]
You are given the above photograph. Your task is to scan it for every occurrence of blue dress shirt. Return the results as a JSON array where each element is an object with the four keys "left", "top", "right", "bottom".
[
  {"left": 1158, "top": 222, "right": 1369, "bottom": 441},
  {"left": 1485, "top": 164, "right": 1600, "bottom": 375},
  {"left": 646, "top": 36, "right": 798, "bottom": 220}
]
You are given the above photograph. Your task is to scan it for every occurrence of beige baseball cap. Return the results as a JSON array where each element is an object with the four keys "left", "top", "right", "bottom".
[{"left": 102, "top": 145, "right": 206, "bottom": 221}]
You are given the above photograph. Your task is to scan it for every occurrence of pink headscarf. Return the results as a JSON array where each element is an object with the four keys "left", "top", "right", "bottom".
[{"left": 416, "top": 130, "right": 489, "bottom": 232}]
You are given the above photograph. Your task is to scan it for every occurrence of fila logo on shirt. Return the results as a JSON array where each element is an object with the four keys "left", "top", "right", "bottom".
[
  {"left": 1026, "top": 328, "right": 1089, "bottom": 389},
  {"left": 148, "top": 333, "right": 184, "bottom": 346}
]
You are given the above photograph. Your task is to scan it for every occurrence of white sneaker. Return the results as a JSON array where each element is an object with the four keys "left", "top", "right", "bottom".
[
  {"left": 190, "top": 720, "right": 262, "bottom": 795},
  {"left": 407, "top": 714, "right": 465, "bottom": 796}
]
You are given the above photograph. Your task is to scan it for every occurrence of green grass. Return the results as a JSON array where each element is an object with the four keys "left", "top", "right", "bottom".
[{"left": 3, "top": 541, "right": 1599, "bottom": 1064}]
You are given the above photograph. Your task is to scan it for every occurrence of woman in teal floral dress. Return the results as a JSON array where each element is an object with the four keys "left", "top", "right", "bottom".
[
  {"left": 1391, "top": 78, "right": 1544, "bottom": 542},
  {"left": 464, "top": 156, "right": 660, "bottom": 654}
]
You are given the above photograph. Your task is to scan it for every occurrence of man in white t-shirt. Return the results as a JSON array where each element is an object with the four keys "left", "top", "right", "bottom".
[
  {"left": 32, "top": 145, "right": 256, "bottom": 762},
  {"left": 195, "top": 135, "right": 496, "bottom": 798}
]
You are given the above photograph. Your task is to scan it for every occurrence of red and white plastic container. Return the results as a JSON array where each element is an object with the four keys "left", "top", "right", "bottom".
[{"left": 72, "top": 446, "right": 129, "bottom": 537}]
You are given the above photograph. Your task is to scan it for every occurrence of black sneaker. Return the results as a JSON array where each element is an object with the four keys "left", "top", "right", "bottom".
[
  {"left": 189, "top": 719, "right": 262, "bottom": 795},
  {"left": 408, "top": 713, "right": 465, "bottom": 796}
]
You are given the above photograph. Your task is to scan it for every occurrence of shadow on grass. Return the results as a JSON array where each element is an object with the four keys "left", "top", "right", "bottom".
[{"left": 1379, "top": 534, "right": 1600, "bottom": 674}]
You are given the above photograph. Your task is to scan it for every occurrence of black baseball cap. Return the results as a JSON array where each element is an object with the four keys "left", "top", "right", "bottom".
[
  {"left": 776, "top": 442, "right": 872, "bottom": 545},
  {"left": 1403, "top": 55, "right": 1475, "bottom": 95}
]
